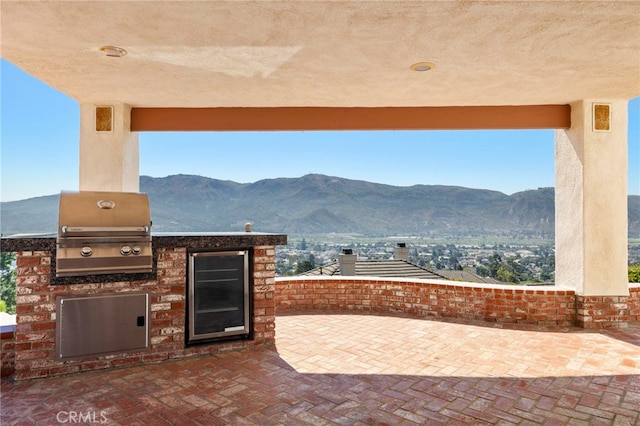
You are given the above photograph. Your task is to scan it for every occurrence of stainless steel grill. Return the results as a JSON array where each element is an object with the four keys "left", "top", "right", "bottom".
[{"left": 56, "top": 191, "right": 153, "bottom": 277}]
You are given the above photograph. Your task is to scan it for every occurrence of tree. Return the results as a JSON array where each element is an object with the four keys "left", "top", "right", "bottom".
[
  {"left": 448, "top": 254, "right": 460, "bottom": 270},
  {"left": 479, "top": 253, "right": 531, "bottom": 283},
  {"left": 496, "top": 266, "right": 515, "bottom": 283},
  {"left": 487, "top": 253, "right": 502, "bottom": 278},
  {"left": 630, "top": 265, "right": 640, "bottom": 283},
  {"left": 539, "top": 266, "right": 554, "bottom": 282},
  {"left": 475, "top": 265, "right": 489, "bottom": 276},
  {"left": 0, "top": 251, "right": 16, "bottom": 314},
  {"left": 294, "top": 254, "right": 316, "bottom": 274},
  {"left": 409, "top": 248, "right": 419, "bottom": 264}
]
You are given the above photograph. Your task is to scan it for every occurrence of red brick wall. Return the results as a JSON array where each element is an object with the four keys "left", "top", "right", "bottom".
[
  {"left": 276, "top": 277, "right": 577, "bottom": 327},
  {"left": 252, "top": 246, "right": 277, "bottom": 343},
  {"left": 627, "top": 284, "right": 640, "bottom": 322},
  {"left": 1, "top": 330, "right": 15, "bottom": 377},
  {"left": 576, "top": 296, "right": 627, "bottom": 328},
  {"left": 574, "top": 285, "right": 640, "bottom": 328},
  {"left": 10, "top": 246, "right": 276, "bottom": 380}
]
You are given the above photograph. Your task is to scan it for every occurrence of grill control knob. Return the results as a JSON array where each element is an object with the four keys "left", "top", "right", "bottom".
[
  {"left": 80, "top": 246, "right": 93, "bottom": 257},
  {"left": 132, "top": 246, "right": 142, "bottom": 255},
  {"left": 120, "top": 246, "right": 132, "bottom": 256}
]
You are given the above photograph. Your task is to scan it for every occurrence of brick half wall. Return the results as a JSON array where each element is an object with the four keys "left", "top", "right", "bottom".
[
  {"left": 276, "top": 277, "right": 577, "bottom": 327},
  {"left": 631, "top": 285, "right": 640, "bottom": 322},
  {"left": 574, "top": 284, "right": 640, "bottom": 328}
]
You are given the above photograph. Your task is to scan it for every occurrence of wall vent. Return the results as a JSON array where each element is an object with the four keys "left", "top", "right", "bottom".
[
  {"left": 95, "top": 105, "right": 113, "bottom": 132},
  {"left": 592, "top": 103, "right": 611, "bottom": 132}
]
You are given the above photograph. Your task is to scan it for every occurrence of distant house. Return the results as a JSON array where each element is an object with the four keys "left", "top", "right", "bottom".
[
  {"left": 298, "top": 243, "right": 503, "bottom": 284},
  {"left": 434, "top": 269, "right": 501, "bottom": 284},
  {"left": 299, "top": 243, "right": 445, "bottom": 280}
]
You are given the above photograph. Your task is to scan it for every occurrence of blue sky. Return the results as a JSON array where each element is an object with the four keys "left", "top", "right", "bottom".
[{"left": 1, "top": 59, "right": 639, "bottom": 202}]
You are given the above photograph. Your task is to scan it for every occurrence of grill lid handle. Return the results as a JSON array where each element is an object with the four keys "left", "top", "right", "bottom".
[{"left": 59, "top": 226, "right": 151, "bottom": 234}]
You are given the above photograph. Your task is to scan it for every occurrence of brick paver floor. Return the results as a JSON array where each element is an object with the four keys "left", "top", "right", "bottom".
[{"left": 2, "top": 313, "right": 639, "bottom": 425}]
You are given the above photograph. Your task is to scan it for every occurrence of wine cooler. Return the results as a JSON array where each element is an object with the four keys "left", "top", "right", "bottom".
[{"left": 187, "top": 250, "right": 250, "bottom": 344}]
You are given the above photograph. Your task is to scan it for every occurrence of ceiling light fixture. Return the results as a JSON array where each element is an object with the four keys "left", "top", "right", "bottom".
[
  {"left": 410, "top": 62, "right": 435, "bottom": 72},
  {"left": 100, "top": 46, "right": 127, "bottom": 58}
]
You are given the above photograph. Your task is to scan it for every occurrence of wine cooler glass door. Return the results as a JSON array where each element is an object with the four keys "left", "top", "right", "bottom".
[{"left": 189, "top": 250, "right": 249, "bottom": 342}]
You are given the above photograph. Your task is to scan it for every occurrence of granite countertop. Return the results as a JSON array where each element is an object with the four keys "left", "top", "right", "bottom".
[
  {"left": 0, "top": 232, "right": 288, "bottom": 252},
  {"left": 152, "top": 232, "right": 287, "bottom": 248}
]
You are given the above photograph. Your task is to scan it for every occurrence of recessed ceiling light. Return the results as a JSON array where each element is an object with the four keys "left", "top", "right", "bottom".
[
  {"left": 100, "top": 46, "right": 127, "bottom": 58},
  {"left": 410, "top": 62, "right": 435, "bottom": 72}
]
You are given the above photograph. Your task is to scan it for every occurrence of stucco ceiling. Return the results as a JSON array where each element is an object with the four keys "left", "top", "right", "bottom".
[{"left": 1, "top": 1, "right": 639, "bottom": 108}]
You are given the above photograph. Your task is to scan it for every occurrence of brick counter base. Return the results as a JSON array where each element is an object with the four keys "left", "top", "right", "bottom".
[
  {"left": 1, "top": 331, "right": 15, "bottom": 377},
  {"left": 11, "top": 246, "right": 276, "bottom": 381},
  {"left": 276, "top": 277, "right": 577, "bottom": 327}
]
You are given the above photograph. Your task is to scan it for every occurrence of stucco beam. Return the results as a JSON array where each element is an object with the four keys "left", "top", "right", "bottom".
[{"left": 131, "top": 105, "right": 571, "bottom": 132}]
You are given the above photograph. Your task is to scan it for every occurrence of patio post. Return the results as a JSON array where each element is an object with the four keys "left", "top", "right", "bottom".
[
  {"left": 78, "top": 103, "right": 139, "bottom": 193},
  {"left": 555, "top": 100, "right": 630, "bottom": 327}
]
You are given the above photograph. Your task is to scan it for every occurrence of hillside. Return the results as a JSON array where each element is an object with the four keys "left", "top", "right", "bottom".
[{"left": 1, "top": 174, "right": 639, "bottom": 237}]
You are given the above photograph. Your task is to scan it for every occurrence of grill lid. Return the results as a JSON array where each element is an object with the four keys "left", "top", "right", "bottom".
[
  {"left": 58, "top": 191, "right": 151, "bottom": 237},
  {"left": 56, "top": 191, "right": 153, "bottom": 277}
]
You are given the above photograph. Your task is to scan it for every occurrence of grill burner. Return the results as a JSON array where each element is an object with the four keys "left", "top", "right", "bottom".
[{"left": 56, "top": 191, "right": 153, "bottom": 277}]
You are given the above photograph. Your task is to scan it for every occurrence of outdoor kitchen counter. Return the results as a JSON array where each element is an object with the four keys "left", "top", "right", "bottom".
[
  {"left": 3, "top": 232, "right": 287, "bottom": 379},
  {"left": 1, "top": 233, "right": 287, "bottom": 285},
  {"left": 1, "top": 232, "right": 288, "bottom": 252}
]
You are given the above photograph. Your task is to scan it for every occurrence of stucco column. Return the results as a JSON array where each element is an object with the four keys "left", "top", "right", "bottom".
[
  {"left": 79, "top": 103, "right": 139, "bottom": 193},
  {"left": 555, "top": 99, "right": 629, "bottom": 297}
]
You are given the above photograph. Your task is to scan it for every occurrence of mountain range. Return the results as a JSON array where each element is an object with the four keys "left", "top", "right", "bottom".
[{"left": 1, "top": 174, "right": 639, "bottom": 238}]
